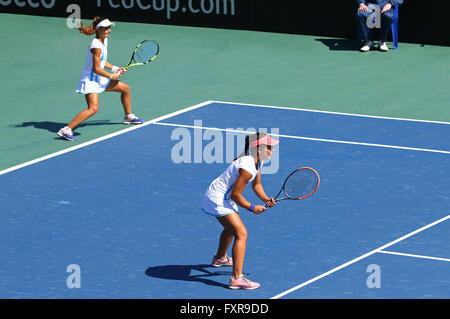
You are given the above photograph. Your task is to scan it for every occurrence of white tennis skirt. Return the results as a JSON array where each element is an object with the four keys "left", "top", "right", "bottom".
[
  {"left": 201, "top": 194, "right": 238, "bottom": 218},
  {"left": 76, "top": 72, "right": 111, "bottom": 94}
]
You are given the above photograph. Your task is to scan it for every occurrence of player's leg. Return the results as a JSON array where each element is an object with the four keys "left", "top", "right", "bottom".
[
  {"left": 58, "top": 93, "right": 99, "bottom": 141},
  {"left": 216, "top": 212, "right": 246, "bottom": 277},
  {"left": 67, "top": 93, "right": 99, "bottom": 129},
  {"left": 106, "top": 80, "right": 144, "bottom": 124},
  {"left": 212, "top": 227, "right": 234, "bottom": 266},
  {"left": 217, "top": 212, "right": 260, "bottom": 289}
]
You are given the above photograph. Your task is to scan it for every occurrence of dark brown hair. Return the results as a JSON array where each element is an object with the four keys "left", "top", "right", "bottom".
[
  {"left": 78, "top": 16, "right": 107, "bottom": 36},
  {"left": 233, "top": 132, "right": 268, "bottom": 161}
]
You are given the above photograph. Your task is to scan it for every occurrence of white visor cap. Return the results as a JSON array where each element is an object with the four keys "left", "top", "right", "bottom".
[{"left": 95, "top": 19, "right": 115, "bottom": 29}]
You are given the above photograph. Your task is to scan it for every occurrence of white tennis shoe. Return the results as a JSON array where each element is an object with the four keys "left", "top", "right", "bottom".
[
  {"left": 57, "top": 127, "right": 76, "bottom": 141},
  {"left": 360, "top": 41, "right": 373, "bottom": 52},
  {"left": 123, "top": 113, "right": 144, "bottom": 124},
  {"left": 379, "top": 42, "right": 389, "bottom": 52}
]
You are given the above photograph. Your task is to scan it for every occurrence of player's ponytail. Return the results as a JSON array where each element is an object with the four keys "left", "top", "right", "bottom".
[
  {"left": 78, "top": 16, "right": 106, "bottom": 35},
  {"left": 233, "top": 135, "right": 249, "bottom": 161},
  {"left": 244, "top": 135, "right": 250, "bottom": 156},
  {"left": 233, "top": 132, "right": 267, "bottom": 161}
]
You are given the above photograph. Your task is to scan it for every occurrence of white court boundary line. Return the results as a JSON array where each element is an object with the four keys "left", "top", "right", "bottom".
[
  {"left": 153, "top": 122, "right": 450, "bottom": 154},
  {"left": 271, "top": 215, "right": 450, "bottom": 299},
  {"left": 210, "top": 100, "right": 450, "bottom": 125},
  {"left": 0, "top": 100, "right": 214, "bottom": 176},
  {"left": 378, "top": 250, "right": 450, "bottom": 263},
  {"left": 2, "top": 99, "right": 449, "bottom": 177}
]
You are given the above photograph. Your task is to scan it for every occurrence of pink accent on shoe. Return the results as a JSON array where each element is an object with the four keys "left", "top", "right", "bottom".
[
  {"left": 229, "top": 274, "right": 260, "bottom": 290},
  {"left": 212, "top": 255, "right": 233, "bottom": 267}
]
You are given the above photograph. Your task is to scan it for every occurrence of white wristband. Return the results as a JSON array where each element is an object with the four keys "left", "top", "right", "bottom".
[{"left": 111, "top": 65, "right": 119, "bottom": 73}]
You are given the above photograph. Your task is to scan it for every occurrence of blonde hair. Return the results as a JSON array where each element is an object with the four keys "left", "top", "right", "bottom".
[{"left": 78, "top": 16, "right": 107, "bottom": 36}]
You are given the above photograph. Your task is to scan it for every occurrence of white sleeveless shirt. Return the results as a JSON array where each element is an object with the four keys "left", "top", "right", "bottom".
[
  {"left": 76, "top": 38, "right": 111, "bottom": 94},
  {"left": 202, "top": 156, "right": 263, "bottom": 217}
]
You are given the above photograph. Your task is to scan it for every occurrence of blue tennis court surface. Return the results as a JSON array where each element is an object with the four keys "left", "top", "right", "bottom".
[{"left": 1, "top": 101, "right": 449, "bottom": 299}]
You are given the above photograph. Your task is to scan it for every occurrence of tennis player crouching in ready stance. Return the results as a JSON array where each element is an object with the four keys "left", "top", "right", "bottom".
[
  {"left": 58, "top": 16, "right": 144, "bottom": 141},
  {"left": 201, "top": 132, "right": 279, "bottom": 290}
]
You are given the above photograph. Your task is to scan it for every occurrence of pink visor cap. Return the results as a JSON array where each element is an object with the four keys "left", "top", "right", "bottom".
[{"left": 250, "top": 135, "right": 279, "bottom": 147}]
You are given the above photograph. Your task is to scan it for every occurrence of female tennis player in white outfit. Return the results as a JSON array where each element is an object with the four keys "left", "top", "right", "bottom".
[
  {"left": 202, "top": 132, "right": 279, "bottom": 290},
  {"left": 58, "top": 16, "right": 144, "bottom": 141}
]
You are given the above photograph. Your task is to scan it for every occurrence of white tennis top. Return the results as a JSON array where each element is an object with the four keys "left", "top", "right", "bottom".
[
  {"left": 76, "top": 38, "right": 110, "bottom": 94},
  {"left": 82, "top": 38, "right": 108, "bottom": 78},
  {"left": 205, "top": 155, "right": 263, "bottom": 203}
]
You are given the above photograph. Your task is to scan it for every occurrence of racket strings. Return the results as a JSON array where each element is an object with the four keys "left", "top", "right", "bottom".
[
  {"left": 284, "top": 169, "right": 319, "bottom": 199},
  {"left": 134, "top": 40, "right": 158, "bottom": 63}
]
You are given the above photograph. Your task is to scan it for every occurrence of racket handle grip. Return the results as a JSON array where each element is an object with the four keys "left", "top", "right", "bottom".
[{"left": 264, "top": 198, "right": 278, "bottom": 208}]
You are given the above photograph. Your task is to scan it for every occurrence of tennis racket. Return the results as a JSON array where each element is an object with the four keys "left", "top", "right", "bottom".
[
  {"left": 123, "top": 39, "right": 159, "bottom": 70},
  {"left": 266, "top": 167, "right": 320, "bottom": 207}
]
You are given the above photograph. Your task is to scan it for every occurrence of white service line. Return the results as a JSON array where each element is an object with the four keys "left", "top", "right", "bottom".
[
  {"left": 3, "top": 100, "right": 449, "bottom": 177},
  {"left": 271, "top": 214, "right": 450, "bottom": 299},
  {"left": 378, "top": 250, "right": 450, "bottom": 263},
  {"left": 0, "top": 100, "right": 213, "bottom": 176},
  {"left": 210, "top": 100, "right": 450, "bottom": 125},
  {"left": 153, "top": 122, "right": 450, "bottom": 154}
]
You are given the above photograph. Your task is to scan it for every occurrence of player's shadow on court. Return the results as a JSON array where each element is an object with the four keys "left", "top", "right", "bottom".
[
  {"left": 15, "top": 120, "right": 119, "bottom": 137},
  {"left": 145, "top": 264, "right": 231, "bottom": 289},
  {"left": 315, "top": 38, "right": 360, "bottom": 51}
]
